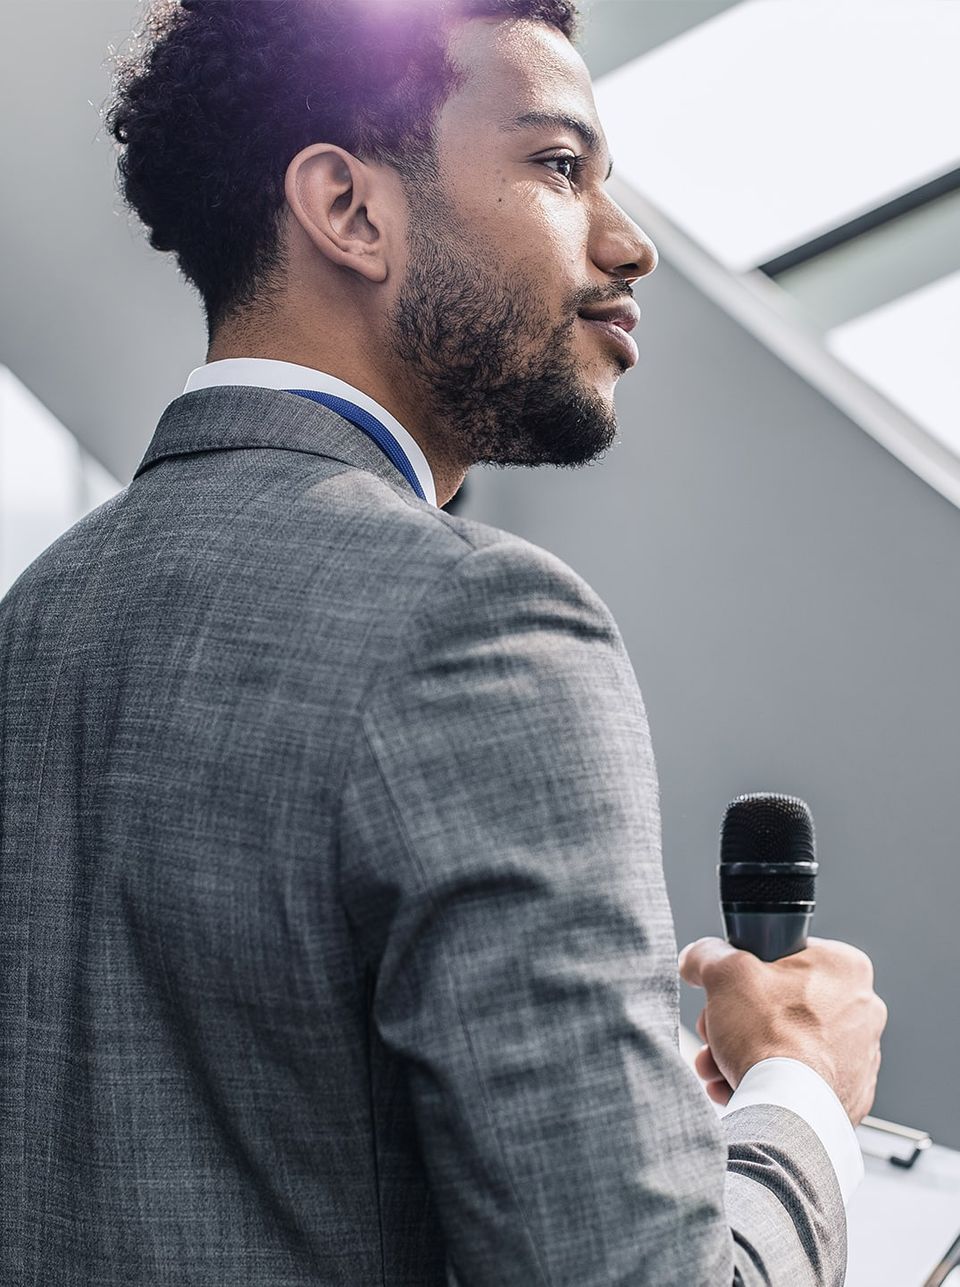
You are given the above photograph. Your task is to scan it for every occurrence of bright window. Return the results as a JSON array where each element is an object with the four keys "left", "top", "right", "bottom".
[
  {"left": 0, "top": 366, "right": 121, "bottom": 597},
  {"left": 826, "top": 270, "right": 960, "bottom": 459}
]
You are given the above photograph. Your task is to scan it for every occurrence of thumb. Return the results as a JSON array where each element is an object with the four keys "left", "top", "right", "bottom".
[{"left": 677, "top": 936, "right": 740, "bottom": 988}]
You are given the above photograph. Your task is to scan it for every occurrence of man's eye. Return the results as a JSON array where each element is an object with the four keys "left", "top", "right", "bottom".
[{"left": 542, "top": 154, "right": 587, "bottom": 183}]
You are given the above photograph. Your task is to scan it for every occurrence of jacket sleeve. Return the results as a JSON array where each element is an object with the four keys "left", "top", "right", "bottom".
[{"left": 337, "top": 534, "right": 846, "bottom": 1286}]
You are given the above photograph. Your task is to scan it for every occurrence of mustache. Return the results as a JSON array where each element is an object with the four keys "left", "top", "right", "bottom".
[{"left": 575, "top": 284, "right": 636, "bottom": 314}]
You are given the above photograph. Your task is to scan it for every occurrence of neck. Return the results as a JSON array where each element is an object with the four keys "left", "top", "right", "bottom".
[{"left": 205, "top": 334, "right": 467, "bottom": 508}]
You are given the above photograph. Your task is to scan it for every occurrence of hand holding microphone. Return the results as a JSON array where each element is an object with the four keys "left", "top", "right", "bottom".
[{"left": 678, "top": 793, "right": 887, "bottom": 1125}]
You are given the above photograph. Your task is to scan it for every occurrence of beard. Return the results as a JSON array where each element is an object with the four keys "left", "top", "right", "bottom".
[{"left": 385, "top": 195, "right": 621, "bottom": 469}]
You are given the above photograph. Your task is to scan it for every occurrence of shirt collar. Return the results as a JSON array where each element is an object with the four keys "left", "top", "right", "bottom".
[{"left": 182, "top": 358, "right": 437, "bottom": 507}]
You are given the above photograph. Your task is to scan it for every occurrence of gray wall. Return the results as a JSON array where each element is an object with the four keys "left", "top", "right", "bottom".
[{"left": 459, "top": 251, "right": 960, "bottom": 1148}]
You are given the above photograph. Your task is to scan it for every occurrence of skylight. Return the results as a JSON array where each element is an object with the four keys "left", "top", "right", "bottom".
[{"left": 594, "top": 0, "right": 960, "bottom": 272}]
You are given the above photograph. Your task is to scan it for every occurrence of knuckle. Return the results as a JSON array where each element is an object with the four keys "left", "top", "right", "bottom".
[
  {"left": 700, "top": 953, "right": 738, "bottom": 988},
  {"left": 678, "top": 938, "right": 707, "bottom": 975},
  {"left": 832, "top": 940, "right": 874, "bottom": 981},
  {"left": 697, "top": 958, "right": 721, "bottom": 987}
]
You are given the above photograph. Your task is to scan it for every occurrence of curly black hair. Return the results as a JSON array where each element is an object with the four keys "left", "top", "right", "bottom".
[{"left": 106, "top": 0, "right": 580, "bottom": 339}]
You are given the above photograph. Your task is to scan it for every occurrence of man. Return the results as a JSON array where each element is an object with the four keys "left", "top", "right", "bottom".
[{"left": 0, "top": 0, "right": 885, "bottom": 1282}]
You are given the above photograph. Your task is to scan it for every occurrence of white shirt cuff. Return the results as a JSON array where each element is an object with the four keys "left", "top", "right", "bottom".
[{"left": 720, "top": 1056, "right": 865, "bottom": 1205}]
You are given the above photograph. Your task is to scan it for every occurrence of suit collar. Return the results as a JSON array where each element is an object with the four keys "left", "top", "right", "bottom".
[
  {"left": 179, "top": 359, "right": 436, "bottom": 504},
  {"left": 133, "top": 384, "right": 424, "bottom": 501}
]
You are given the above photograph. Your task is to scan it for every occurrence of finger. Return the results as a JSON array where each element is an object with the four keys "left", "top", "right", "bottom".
[
  {"left": 694, "top": 1044, "right": 724, "bottom": 1084},
  {"left": 706, "top": 1078, "right": 733, "bottom": 1107},
  {"left": 695, "top": 1010, "right": 706, "bottom": 1042},
  {"left": 678, "top": 936, "right": 741, "bottom": 988}
]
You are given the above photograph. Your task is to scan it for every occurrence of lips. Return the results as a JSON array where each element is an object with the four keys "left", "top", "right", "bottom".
[
  {"left": 577, "top": 310, "right": 640, "bottom": 367},
  {"left": 577, "top": 300, "right": 641, "bottom": 332}
]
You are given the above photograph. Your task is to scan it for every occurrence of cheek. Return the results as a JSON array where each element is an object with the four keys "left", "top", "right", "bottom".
[
  {"left": 489, "top": 196, "right": 588, "bottom": 295},
  {"left": 453, "top": 172, "right": 585, "bottom": 255}
]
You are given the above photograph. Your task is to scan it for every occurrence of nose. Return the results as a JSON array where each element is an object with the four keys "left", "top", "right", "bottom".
[{"left": 595, "top": 198, "right": 658, "bottom": 284}]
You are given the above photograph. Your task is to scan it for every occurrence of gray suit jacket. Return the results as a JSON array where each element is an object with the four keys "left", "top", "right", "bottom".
[{"left": 0, "top": 385, "right": 846, "bottom": 1284}]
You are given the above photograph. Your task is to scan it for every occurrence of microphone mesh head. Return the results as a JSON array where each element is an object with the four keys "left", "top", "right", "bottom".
[
  {"left": 719, "top": 867, "right": 815, "bottom": 903},
  {"left": 720, "top": 793, "right": 816, "bottom": 866}
]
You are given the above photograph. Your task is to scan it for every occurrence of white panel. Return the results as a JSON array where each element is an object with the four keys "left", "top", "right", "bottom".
[
  {"left": 595, "top": 0, "right": 960, "bottom": 272},
  {"left": 826, "top": 271, "right": 960, "bottom": 457},
  {"left": 0, "top": 366, "right": 122, "bottom": 597}
]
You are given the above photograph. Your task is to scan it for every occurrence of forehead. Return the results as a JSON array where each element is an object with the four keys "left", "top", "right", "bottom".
[{"left": 439, "top": 17, "right": 601, "bottom": 146}]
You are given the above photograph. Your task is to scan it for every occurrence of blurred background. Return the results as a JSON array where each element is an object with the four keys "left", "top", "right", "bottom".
[{"left": 2, "top": 0, "right": 958, "bottom": 1147}]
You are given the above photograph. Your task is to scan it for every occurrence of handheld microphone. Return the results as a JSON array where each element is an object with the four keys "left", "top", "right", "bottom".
[{"left": 718, "top": 793, "right": 818, "bottom": 962}]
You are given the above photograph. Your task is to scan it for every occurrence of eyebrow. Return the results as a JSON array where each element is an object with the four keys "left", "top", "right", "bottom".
[{"left": 500, "top": 110, "right": 614, "bottom": 181}]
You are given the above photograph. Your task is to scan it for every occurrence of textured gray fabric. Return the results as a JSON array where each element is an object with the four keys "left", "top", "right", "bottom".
[{"left": 0, "top": 385, "right": 846, "bottom": 1284}]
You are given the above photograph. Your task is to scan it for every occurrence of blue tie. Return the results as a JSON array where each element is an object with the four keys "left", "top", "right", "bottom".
[{"left": 284, "top": 388, "right": 427, "bottom": 502}]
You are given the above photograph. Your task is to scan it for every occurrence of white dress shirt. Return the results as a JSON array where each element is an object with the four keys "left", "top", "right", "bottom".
[
  {"left": 181, "top": 357, "right": 863, "bottom": 1205},
  {"left": 181, "top": 357, "right": 437, "bottom": 507},
  {"left": 723, "top": 1057, "right": 863, "bottom": 1204}
]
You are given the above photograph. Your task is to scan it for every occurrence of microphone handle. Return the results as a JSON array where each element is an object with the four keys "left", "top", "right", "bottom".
[
  {"left": 721, "top": 906, "right": 813, "bottom": 962},
  {"left": 719, "top": 859, "right": 816, "bottom": 962}
]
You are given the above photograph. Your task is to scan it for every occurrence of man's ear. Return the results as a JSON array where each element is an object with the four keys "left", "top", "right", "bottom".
[{"left": 284, "top": 143, "right": 393, "bottom": 284}]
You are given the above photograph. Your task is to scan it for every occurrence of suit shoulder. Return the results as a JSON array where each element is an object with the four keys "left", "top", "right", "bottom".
[
  {"left": 430, "top": 509, "right": 615, "bottom": 627},
  {"left": 375, "top": 495, "right": 621, "bottom": 647},
  {"left": 355, "top": 474, "right": 607, "bottom": 611}
]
